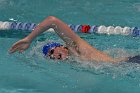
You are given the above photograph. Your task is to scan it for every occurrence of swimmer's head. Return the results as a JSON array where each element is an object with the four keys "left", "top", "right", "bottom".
[{"left": 42, "top": 42, "right": 68, "bottom": 60}]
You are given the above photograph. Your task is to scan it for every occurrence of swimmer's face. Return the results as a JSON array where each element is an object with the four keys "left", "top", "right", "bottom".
[{"left": 48, "top": 46, "right": 68, "bottom": 60}]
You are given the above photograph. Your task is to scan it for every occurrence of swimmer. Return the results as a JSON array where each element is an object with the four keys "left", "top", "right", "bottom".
[{"left": 9, "top": 16, "right": 135, "bottom": 63}]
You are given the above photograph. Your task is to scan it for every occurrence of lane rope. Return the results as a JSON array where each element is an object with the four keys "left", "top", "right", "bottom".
[{"left": 0, "top": 21, "right": 139, "bottom": 36}]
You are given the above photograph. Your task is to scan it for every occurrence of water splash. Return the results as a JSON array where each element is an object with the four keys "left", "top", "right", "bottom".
[{"left": 25, "top": 39, "right": 140, "bottom": 82}]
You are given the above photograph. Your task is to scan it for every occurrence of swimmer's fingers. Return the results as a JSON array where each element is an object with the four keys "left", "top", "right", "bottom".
[
  {"left": 9, "top": 48, "right": 24, "bottom": 54},
  {"left": 9, "top": 47, "right": 19, "bottom": 54},
  {"left": 9, "top": 38, "right": 30, "bottom": 54},
  {"left": 10, "top": 40, "right": 22, "bottom": 49},
  {"left": 9, "top": 41, "right": 23, "bottom": 53},
  {"left": 9, "top": 46, "right": 26, "bottom": 54},
  {"left": 9, "top": 44, "right": 20, "bottom": 54}
]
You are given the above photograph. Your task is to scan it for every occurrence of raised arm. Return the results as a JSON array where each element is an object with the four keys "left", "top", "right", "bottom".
[
  {"left": 9, "top": 16, "right": 84, "bottom": 53},
  {"left": 26, "top": 16, "right": 82, "bottom": 46}
]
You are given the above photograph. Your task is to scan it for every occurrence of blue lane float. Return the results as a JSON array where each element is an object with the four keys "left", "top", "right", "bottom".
[
  {"left": 0, "top": 21, "right": 139, "bottom": 37},
  {"left": 10, "top": 22, "right": 37, "bottom": 31},
  {"left": 131, "top": 27, "right": 140, "bottom": 37}
]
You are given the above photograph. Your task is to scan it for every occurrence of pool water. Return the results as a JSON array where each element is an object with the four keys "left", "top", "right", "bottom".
[{"left": 0, "top": 0, "right": 140, "bottom": 93}]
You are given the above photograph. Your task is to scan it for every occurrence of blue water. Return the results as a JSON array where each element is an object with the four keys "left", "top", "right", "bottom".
[{"left": 0, "top": 0, "right": 140, "bottom": 93}]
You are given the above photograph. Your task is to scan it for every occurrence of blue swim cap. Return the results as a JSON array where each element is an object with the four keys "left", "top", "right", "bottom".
[{"left": 42, "top": 42, "right": 61, "bottom": 56}]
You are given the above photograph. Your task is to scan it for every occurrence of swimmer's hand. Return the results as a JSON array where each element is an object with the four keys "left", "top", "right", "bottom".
[{"left": 9, "top": 38, "right": 31, "bottom": 54}]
